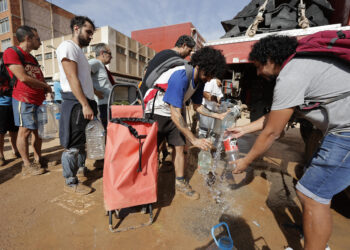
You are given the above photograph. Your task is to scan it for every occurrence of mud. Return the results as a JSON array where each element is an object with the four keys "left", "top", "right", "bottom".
[{"left": 0, "top": 116, "right": 349, "bottom": 249}]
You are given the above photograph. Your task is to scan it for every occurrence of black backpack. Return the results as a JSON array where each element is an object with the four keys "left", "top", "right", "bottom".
[{"left": 0, "top": 46, "right": 27, "bottom": 96}]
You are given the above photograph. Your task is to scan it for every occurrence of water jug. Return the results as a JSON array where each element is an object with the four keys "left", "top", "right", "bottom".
[
  {"left": 198, "top": 150, "right": 212, "bottom": 175},
  {"left": 38, "top": 102, "right": 59, "bottom": 139},
  {"left": 85, "top": 118, "right": 105, "bottom": 160},
  {"left": 211, "top": 222, "right": 234, "bottom": 250}
]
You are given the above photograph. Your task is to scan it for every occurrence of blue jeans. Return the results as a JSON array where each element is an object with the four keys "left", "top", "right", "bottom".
[
  {"left": 12, "top": 98, "right": 40, "bottom": 130},
  {"left": 296, "top": 132, "right": 350, "bottom": 204},
  {"left": 61, "top": 146, "right": 86, "bottom": 185}
]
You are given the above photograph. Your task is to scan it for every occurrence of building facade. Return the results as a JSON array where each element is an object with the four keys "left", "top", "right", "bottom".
[
  {"left": 32, "top": 26, "right": 156, "bottom": 83},
  {"left": 131, "top": 22, "right": 206, "bottom": 53},
  {"left": 0, "top": 0, "right": 74, "bottom": 51}
]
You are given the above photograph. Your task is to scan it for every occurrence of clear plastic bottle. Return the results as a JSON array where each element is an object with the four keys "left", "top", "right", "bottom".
[
  {"left": 85, "top": 118, "right": 106, "bottom": 160},
  {"left": 221, "top": 105, "right": 241, "bottom": 131},
  {"left": 198, "top": 150, "right": 213, "bottom": 175},
  {"left": 223, "top": 136, "right": 239, "bottom": 171},
  {"left": 38, "top": 102, "right": 59, "bottom": 139}
]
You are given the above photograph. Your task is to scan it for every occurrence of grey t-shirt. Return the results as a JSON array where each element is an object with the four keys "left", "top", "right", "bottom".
[
  {"left": 271, "top": 57, "right": 350, "bottom": 134},
  {"left": 89, "top": 58, "right": 113, "bottom": 105}
]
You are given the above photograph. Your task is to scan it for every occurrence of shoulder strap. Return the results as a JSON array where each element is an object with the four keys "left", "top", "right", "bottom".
[
  {"left": 184, "top": 63, "right": 193, "bottom": 88},
  {"left": 10, "top": 46, "right": 26, "bottom": 66}
]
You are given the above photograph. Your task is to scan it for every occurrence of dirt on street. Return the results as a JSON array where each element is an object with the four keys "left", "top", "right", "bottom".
[{"left": 0, "top": 116, "right": 349, "bottom": 250}]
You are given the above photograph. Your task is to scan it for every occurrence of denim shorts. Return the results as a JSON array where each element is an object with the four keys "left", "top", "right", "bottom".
[
  {"left": 12, "top": 98, "right": 40, "bottom": 130},
  {"left": 296, "top": 132, "right": 350, "bottom": 204}
]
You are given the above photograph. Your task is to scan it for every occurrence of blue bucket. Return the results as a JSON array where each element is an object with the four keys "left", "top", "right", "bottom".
[{"left": 211, "top": 222, "right": 234, "bottom": 250}]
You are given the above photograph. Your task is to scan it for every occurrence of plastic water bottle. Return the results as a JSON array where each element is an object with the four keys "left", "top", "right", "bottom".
[
  {"left": 198, "top": 150, "right": 212, "bottom": 175},
  {"left": 38, "top": 102, "right": 59, "bottom": 139},
  {"left": 85, "top": 118, "right": 105, "bottom": 160},
  {"left": 223, "top": 136, "right": 239, "bottom": 171},
  {"left": 221, "top": 105, "right": 240, "bottom": 130}
]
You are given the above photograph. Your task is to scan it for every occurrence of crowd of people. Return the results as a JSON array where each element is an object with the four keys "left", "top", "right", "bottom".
[{"left": 1, "top": 14, "right": 349, "bottom": 250}]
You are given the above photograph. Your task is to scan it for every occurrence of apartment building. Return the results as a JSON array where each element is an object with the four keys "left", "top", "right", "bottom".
[
  {"left": 32, "top": 26, "right": 156, "bottom": 83},
  {"left": 131, "top": 22, "right": 206, "bottom": 53},
  {"left": 0, "top": 0, "right": 74, "bottom": 51}
]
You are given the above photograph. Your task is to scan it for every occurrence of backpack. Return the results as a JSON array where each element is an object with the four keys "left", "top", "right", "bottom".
[
  {"left": 140, "top": 56, "right": 193, "bottom": 97},
  {"left": 282, "top": 30, "right": 350, "bottom": 110},
  {"left": 0, "top": 46, "right": 26, "bottom": 96}
]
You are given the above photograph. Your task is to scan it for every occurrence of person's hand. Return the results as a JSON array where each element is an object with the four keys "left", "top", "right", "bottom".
[
  {"left": 225, "top": 125, "right": 246, "bottom": 139},
  {"left": 192, "top": 138, "right": 212, "bottom": 151},
  {"left": 44, "top": 84, "right": 52, "bottom": 93},
  {"left": 217, "top": 108, "right": 231, "bottom": 120},
  {"left": 82, "top": 104, "right": 94, "bottom": 120},
  {"left": 232, "top": 157, "right": 250, "bottom": 174},
  {"left": 95, "top": 90, "right": 104, "bottom": 99}
]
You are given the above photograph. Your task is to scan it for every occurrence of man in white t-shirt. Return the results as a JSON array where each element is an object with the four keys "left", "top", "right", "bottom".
[
  {"left": 56, "top": 16, "right": 98, "bottom": 195},
  {"left": 198, "top": 78, "right": 223, "bottom": 138}
]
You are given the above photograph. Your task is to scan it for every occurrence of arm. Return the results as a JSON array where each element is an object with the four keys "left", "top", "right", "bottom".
[
  {"left": 170, "top": 105, "right": 212, "bottom": 150},
  {"left": 194, "top": 104, "right": 227, "bottom": 120},
  {"left": 8, "top": 64, "right": 51, "bottom": 92},
  {"left": 61, "top": 58, "right": 94, "bottom": 120},
  {"left": 233, "top": 108, "right": 295, "bottom": 173},
  {"left": 226, "top": 114, "right": 267, "bottom": 138}
]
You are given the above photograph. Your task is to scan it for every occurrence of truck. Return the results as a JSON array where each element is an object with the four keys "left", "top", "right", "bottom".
[{"left": 204, "top": 0, "right": 350, "bottom": 198}]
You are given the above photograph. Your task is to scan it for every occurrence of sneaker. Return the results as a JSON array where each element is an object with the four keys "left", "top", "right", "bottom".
[
  {"left": 0, "top": 157, "right": 5, "bottom": 166},
  {"left": 22, "top": 162, "right": 45, "bottom": 176},
  {"left": 93, "top": 159, "right": 104, "bottom": 169},
  {"left": 175, "top": 179, "right": 200, "bottom": 200},
  {"left": 63, "top": 183, "right": 92, "bottom": 195},
  {"left": 77, "top": 167, "right": 88, "bottom": 182}
]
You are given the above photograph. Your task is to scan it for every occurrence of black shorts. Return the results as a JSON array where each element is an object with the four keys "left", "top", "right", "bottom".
[
  {"left": 0, "top": 105, "right": 18, "bottom": 134},
  {"left": 147, "top": 114, "right": 186, "bottom": 147}
]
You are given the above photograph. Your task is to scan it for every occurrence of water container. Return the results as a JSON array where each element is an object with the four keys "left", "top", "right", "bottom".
[
  {"left": 221, "top": 105, "right": 240, "bottom": 130},
  {"left": 198, "top": 150, "right": 212, "bottom": 175},
  {"left": 223, "top": 136, "right": 239, "bottom": 171},
  {"left": 85, "top": 118, "right": 105, "bottom": 160},
  {"left": 211, "top": 222, "right": 234, "bottom": 250},
  {"left": 38, "top": 102, "right": 59, "bottom": 139}
]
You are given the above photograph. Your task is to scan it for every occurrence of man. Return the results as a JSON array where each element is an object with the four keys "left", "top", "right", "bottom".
[
  {"left": 198, "top": 78, "right": 223, "bottom": 138},
  {"left": 140, "top": 35, "right": 195, "bottom": 95},
  {"left": 56, "top": 16, "right": 98, "bottom": 195},
  {"left": 228, "top": 35, "right": 350, "bottom": 250},
  {"left": 89, "top": 43, "right": 114, "bottom": 129},
  {"left": 144, "top": 47, "right": 227, "bottom": 200},
  {"left": 3, "top": 26, "right": 51, "bottom": 175}
]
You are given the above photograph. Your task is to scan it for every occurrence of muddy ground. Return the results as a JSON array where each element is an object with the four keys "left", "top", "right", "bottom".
[{"left": 0, "top": 116, "right": 349, "bottom": 250}]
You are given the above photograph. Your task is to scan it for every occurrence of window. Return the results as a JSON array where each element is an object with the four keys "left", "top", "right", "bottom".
[
  {"left": 0, "top": 17, "right": 9, "bottom": 34},
  {"left": 116, "top": 45, "right": 125, "bottom": 55},
  {"left": 44, "top": 52, "right": 52, "bottom": 59},
  {"left": 1, "top": 38, "right": 11, "bottom": 51},
  {"left": 0, "top": 0, "right": 7, "bottom": 12},
  {"left": 129, "top": 51, "right": 136, "bottom": 59},
  {"left": 82, "top": 47, "right": 87, "bottom": 53},
  {"left": 35, "top": 54, "right": 42, "bottom": 61},
  {"left": 90, "top": 45, "right": 97, "bottom": 52},
  {"left": 139, "top": 55, "right": 146, "bottom": 63}
]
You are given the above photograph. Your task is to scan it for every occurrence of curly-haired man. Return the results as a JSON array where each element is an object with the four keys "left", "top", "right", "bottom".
[
  {"left": 228, "top": 35, "right": 350, "bottom": 249},
  {"left": 144, "top": 47, "right": 227, "bottom": 200}
]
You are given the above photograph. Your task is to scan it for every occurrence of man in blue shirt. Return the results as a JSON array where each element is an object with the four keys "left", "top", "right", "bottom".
[{"left": 144, "top": 47, "right": 227, "bottom": 200}]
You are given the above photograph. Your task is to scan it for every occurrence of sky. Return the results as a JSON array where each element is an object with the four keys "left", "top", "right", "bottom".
[{"left": 50, "top": 0, "right": 250, "bottom": 41}]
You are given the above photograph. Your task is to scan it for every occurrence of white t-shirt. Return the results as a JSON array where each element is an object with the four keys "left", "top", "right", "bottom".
[
  {"left": 56, "top": 40, "right": 94, "bottom": 100},
  {"left": 202, "top": 79, "right": 223, "bottom": 110}
]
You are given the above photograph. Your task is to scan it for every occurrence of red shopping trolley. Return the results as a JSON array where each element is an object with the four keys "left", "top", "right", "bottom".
[{"left": 103, "top": 83, "right": 158, "bottom": 232}]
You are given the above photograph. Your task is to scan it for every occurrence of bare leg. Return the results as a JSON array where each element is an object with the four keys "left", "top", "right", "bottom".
[
  {"left": 297, "top": 190, "right": 332, "bottom": 250},
  {"left": 17, "top": 127, "right": 32, "bottom": 166},
  {"left": 173, "top": 145, "right": 185, "bottom": 177},
  {"left": 31, "top": 130, "right": 42, "bottom": 162},
  {"left": 9, "top": 131, "right": 19, "bottom": 154}
]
